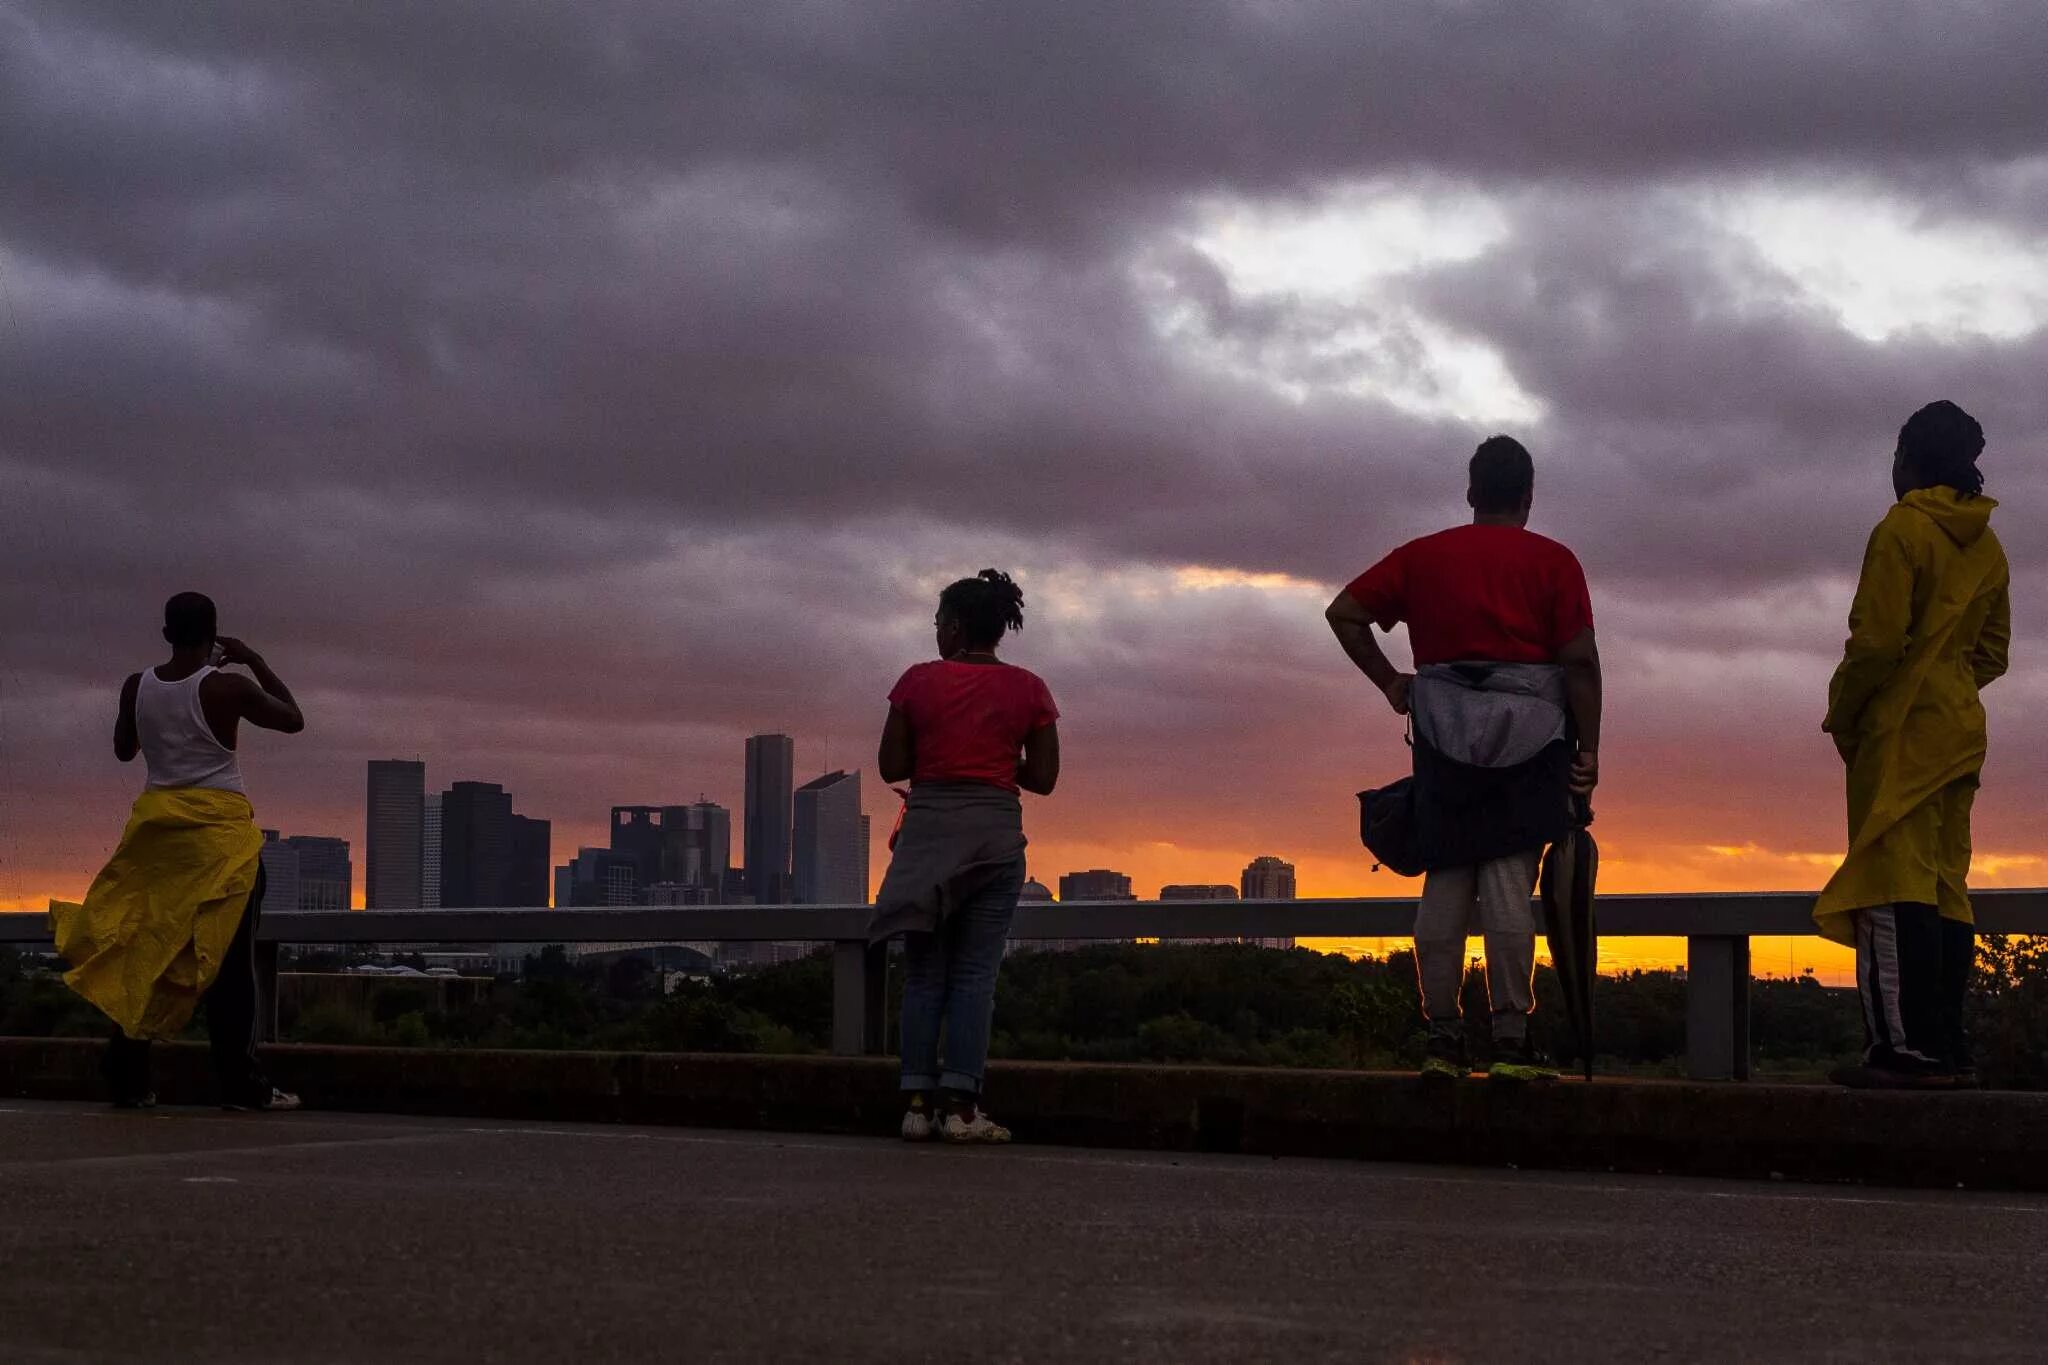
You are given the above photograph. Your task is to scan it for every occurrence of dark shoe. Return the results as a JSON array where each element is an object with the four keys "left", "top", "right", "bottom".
[
  {"left": 222, "top": 1086, "right": 302, "bottom": 1113},
  {"left": 1419, "top": 1035, "right": 1470, "bottom": 1082},
  {"left": 1488, "top": 1040, "right": 1561, "bottom": 1083},
  {"left": 1829, "top": 1063, "right": 1958, "bottom": 1091}
]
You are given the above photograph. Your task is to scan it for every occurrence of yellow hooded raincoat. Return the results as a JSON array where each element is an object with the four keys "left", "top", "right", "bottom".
[
  {"left": 50, "top": 787, "right": 263, "bottom": 1039},
  {"left": 1815, "top": 488, "right": 2010, "bottom": 945}
]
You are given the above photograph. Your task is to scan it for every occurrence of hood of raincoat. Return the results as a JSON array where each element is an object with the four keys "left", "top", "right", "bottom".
[{"left": 1901, "top": 487, "right": 1996, "bottom": 548}]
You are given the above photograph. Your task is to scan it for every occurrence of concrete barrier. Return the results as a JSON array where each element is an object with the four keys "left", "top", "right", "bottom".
[{"left": 7, "top": 1036, "right": 2047, "bottom": 1190}]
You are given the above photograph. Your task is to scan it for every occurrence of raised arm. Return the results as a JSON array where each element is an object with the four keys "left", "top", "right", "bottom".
[
  {"left": 113, "top": 673, "right": 142, "bottom": 762},
  {"left": 1325, "top": 590, "right": 1411, "bottom": 715},
  {"left": 217, "top": 637, "right": 305, "bottom": 733},
  {"left": 1017, "top": 720, "right": 1060, "bottom": 796}
]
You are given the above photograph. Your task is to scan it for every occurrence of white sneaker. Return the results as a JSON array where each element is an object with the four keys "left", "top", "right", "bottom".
[
  {"left": 940, "top": 1108, "right": 1012, "bottom": 1145},
  {"left": 223, "top": 1087, "right": 301, "bottom": 1113},
  {"left": 900, "top": 1105, "right": 935, "bottom": 1142}
]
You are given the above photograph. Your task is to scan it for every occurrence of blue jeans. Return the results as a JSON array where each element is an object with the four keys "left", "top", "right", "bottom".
[{"left": 899, "top": 858, "right": 1024, "bottom": 1095}]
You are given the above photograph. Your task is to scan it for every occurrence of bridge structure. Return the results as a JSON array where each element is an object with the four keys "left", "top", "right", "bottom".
[{"left": 9, "top": 888, "right": 2048, "bottom": 1079}]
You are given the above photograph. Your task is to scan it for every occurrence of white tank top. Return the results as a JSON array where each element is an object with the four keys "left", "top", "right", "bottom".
[{"left": 135, "top": 665, "right": 246, "bottom": 794}]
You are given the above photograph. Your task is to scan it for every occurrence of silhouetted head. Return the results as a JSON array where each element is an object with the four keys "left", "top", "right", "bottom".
[
  {"left": 1894, "top": 400, "right": 1985, "bottom": 501},
  {"left": 163, "top": 592, "right": 218, "bottom": 652},
  {"left": 1468, "top": 435, "right": 1535, "bottom": 524},
  {"left": 936, "top": 569, "right": 1026, "bottom": 657}
]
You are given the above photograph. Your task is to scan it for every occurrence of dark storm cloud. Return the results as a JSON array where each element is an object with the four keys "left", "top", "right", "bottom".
[{"left": 6, "top": 1, "right": 2048, "bottom": 902}]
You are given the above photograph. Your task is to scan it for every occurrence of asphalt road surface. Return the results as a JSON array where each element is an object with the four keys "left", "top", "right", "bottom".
[{"left": 3, "top": 1100, "right": 2044, "bottom": 1363}]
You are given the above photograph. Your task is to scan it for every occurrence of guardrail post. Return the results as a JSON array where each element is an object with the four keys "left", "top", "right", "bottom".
[
  {"left": 1685, "top": 935, "right": 1751, "bottom": 1081},
  {"left": 255, "top": 941, "right": 281, "bottom": 1044},
  {"left": 831, "top": 939, "right": 886, "bottom": 1056}
]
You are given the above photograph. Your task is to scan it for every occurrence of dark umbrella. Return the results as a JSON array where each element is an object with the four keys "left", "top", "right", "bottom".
[{"left": 1540, "top": 796, "right": 1599, "bottom": 1080}]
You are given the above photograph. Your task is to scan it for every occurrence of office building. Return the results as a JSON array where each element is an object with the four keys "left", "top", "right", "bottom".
[
  {"left": 440, "top": 781, "right": 550, "bottom": 908},
  {"left": 365, "top": 760, "right": 425, "bottom": 909},
  {"left": 421, "top": 794, "right": 442, "bottom": 908},
  {"left": 1238, "top": 855, "right": 1296, "bottom": 949},
  {"left": 610, "top": 801, "right": 731, "bottom": 897},
  {"left": 258, "top": 831, "right": 301, "bottom": 913},
  {"left": 1058, "top": 869, "right": 1135, "bottom": 902},
  {"left": 744, "top": 734, "right": 795, "bottom": 904},
  {"left": 511, "top": 815, "right": 552, "bottom": 907},
  {"left": 793, "top": 770, "right": 865, "bottom": 905},
  {"left": 557, "top": 847, "right": 640, "bottom": 907},
  {"left": 288, "top": 835, "right": 352, "bottom": 910},
  {"left": 1241, "top": 856, "right": 1297, "bottom": 901},
  {"left": 259, "top": 832, "right": 351, "bottom": 911}
]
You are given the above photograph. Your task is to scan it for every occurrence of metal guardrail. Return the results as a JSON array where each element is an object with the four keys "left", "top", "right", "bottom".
[{"left": 9, "top": 889, "right": 2048, "bottom": 1080}]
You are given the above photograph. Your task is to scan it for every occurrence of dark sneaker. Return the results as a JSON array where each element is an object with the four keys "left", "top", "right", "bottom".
[
  {"left": 1488, "top": 1040, "right": 1561, "bottom": 1083},
  {"left": 222, "top": 1087, "right": 302, "bottom": 1113},
  {"left": 1419, "top": 1036, "right": 1470, "bottom": 1082}
]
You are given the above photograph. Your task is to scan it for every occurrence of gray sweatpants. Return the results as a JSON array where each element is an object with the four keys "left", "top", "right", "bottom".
[{"left": 1414, "top": 850, "right": 1541, "bottom": 1042}]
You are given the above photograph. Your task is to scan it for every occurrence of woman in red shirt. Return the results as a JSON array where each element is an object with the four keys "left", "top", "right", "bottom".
[{"left": 869, "top": 569, "right": 1060, "bottom": 1144}]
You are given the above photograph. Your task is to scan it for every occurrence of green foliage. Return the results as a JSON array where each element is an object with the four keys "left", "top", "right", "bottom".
[{"left": 1971, "top": 935, "right": 2048, "bottom": 1088}]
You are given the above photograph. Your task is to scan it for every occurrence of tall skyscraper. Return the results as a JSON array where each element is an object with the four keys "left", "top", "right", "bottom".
[
  {"left": 259, "top": 830, "right": 301, "bottom": 913},
  {"left": 510, "top": 815, "right": 552, "bottom": 907},
  {"left": 744, "top": 733, "right": 795, "bottom": 904},
  {"left": 365, "top": 759, "right": 425, "bottom": 909},
  {"left": 421, "top": 794, "right": 442, "bottom": 909},
  {"left": 439, "top": 782, "right": 549, "bottom": 907},
  {"left": 557, "top": 846, "right": 640, "bottom": 907},
  {"left": 1059, "top": 869, "right": 1135, "bottom": 901},
  {"left": 440, "top": 782, "right": 512, "bottom": 908},
  {"left": 793, "top": 770, "right": 865, "bottom": 904},
  {"left": 609, "top": 801, "right": 730, "bottom": 901},
  {"left": 1239, "top": 855, "right": 1297, "bottom": 949},
  {"left": 665, "top": 801, "right": 731, "bottom": 892},
  {"left": 287, "top": 836, "right": 353, "bottom": 910},
  {"left": 1240, "top": 855, "right": 1297, "bottom": 900}
]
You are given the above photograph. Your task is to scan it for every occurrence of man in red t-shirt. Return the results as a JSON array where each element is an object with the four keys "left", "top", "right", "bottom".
[{"left": 1326, "top": 436, "right": 1602, "bottom": 1081}]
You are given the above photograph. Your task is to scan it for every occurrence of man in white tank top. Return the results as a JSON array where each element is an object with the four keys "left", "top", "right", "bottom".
[{"left": 95, "top": 592, "right": 306, "bottom": 1110}]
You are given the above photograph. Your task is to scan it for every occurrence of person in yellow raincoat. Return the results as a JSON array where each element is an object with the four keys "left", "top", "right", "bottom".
[
  {"left": 1817, "top": 401, "right": 2010, "bottom": 1090},
  {"left": 51, "top": 593, "right": 307, "bottom": 1110}
]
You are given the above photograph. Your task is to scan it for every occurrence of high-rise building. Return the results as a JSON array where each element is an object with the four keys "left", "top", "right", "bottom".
[
  {"left": 440, "top": 782, "right": 549, "bottom": 907},
  {"left": 286, "top": 835, "right": 352, "bottom": 910},
  {"left": 1240, "top": 856, "right": 1297, "bottom": 900},
  {"left": 744, "top": 734, "right": 795, "bottom": 904},
  {"left": 1238, "top": 855, "right": 1296, "bottom": 950},
  {"left": 421, "top": 794, "right": 442, "bottom": 909},
  {"left": 365, "top": 760, "right": 425, "bottom": 909},
  {"left": 610, "top": 801, "right": 731, "bottom": 897},
  {"left": 1058, "top": 869, "right": 1135, "bottom": 902},
  {"left": 557, "top": 846, "right": 640, "bottom": 907},
  {"left": 511, "top": 815, "right": 552, "bottom": 907},
  {"left": 259, "top": 830, "right": 301, "bottom": 913},
  {"left": 793, "top": 770, "right": 865, "bottom": 905}
]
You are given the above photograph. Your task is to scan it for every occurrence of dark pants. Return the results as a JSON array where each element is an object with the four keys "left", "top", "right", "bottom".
[
  {"left": 105, "top": 863, "right": 271, "bottom": 1104},
  {"left": 1853, "top": 901, "right": 1973, "bottom": 1071}
]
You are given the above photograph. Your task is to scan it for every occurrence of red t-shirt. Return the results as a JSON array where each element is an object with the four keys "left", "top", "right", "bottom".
[
  {"left": 1345, "top": 525, "right": 1593, "bottom": 665},
  {"left": 888, "top": 660, "right": 1059, "bottom": 792}
]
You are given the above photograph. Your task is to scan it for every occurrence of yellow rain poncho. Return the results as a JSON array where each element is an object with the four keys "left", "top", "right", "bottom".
[
  {"left": 50, "top": 787, "right": 263, "bottom": 1039},
  {"left": 1815, "top": 488, "right": 2010, "bottom": 945}
]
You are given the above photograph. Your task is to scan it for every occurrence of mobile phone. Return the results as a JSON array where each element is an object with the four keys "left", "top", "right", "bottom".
[{"left": 207, "top": 643, "right": 227, "bottom": 667}]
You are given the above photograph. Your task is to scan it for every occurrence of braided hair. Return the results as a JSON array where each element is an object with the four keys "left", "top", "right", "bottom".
[
  {"left": 1898, "top": 400, "right": 1986, "bottom": 499},
  {"left": 938, "top": 569, "right": 1026, "bottom": 650}
]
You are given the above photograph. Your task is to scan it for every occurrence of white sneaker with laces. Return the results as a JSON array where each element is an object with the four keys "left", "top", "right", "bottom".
[
  {"left": 900, "top": 1105, "right": 935, "bottom": 1142},
  {"left": 940, "top": 1108, "right": 1011, "bottom": 1145}
]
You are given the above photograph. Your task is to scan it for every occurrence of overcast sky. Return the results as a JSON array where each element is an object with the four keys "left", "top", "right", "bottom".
[{"left": 5, "top": 2, "right": 2046, "bottom": 961}]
